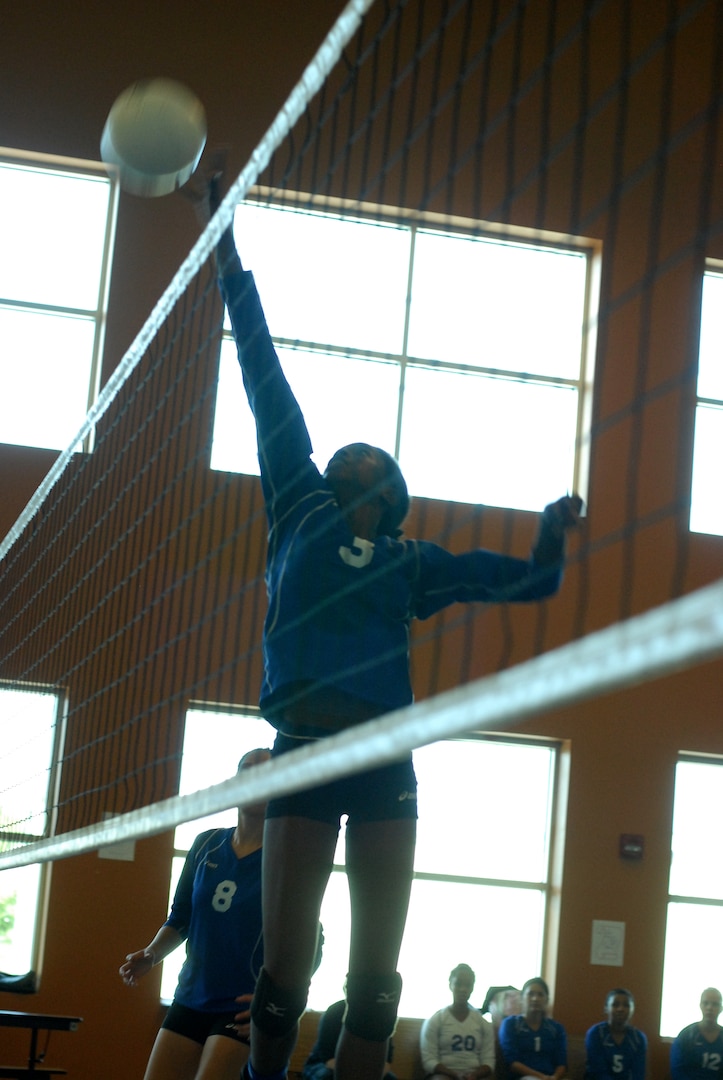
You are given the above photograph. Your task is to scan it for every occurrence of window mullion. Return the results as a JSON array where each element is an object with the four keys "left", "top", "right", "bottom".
[{"left": 393, "top": 224, "right": 416, "bottom": 461}]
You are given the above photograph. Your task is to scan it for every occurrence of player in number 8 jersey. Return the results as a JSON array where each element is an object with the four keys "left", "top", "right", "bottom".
[
  {"left": 584, "top": 988, "right": 647, "bottom": 1080},
  {"left": 671, "top": 988, "right": 723, "bottom": 1080},
  {"left": 119, "top": 748, "right": 269, "bottom": 1080}
]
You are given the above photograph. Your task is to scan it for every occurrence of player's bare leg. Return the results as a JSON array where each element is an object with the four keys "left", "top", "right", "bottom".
[
  {"left": 335, "top": 817, "right": 416, "bottom": 1080},
  {"left": 250, "top": 815, "right": 338, "bottom": 1077}
]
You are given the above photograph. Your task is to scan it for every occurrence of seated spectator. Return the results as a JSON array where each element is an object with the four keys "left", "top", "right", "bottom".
[
  {"left": 499, "top": 977, "right": 567, "bottom": 1080},
  {"left": 303, "top": 999, "right": 396, "bottom": 1080},
  {"left": 671, "top": 987, "right": 723, "bottom": 1080},
  {"left": 585, "top": 988, "right": 646, "bottom": 1080},
  {"left": 482, "top": 987, "right": 522, "bottom": 1029},
  {"left": 420, "top": 963, "right": 495, "bottom": 1080},
  {"left": 481, "top": 985, "right": 522, "bottom": 1079}
]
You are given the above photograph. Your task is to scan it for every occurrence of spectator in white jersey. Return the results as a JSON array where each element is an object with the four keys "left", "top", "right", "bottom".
[
  {"left": 119, "top": 748, "right": 270, "bottom": 1080},
  {"left": 420, "top": 963, "right": 495, "bottom": 1080},
  {"left": 670, "top": 987, "right": 723, "bottom": 1080}
]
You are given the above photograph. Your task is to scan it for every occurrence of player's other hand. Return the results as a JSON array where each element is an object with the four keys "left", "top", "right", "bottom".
[
  {"left": 119, "top": 948, "right": 154, "bottom": 987},
  {"left": 233, "top": 991, "right": 253, "bottom": 1033},
  {"left": 543, "top": 493, "right": 584, "bottom": 533}
]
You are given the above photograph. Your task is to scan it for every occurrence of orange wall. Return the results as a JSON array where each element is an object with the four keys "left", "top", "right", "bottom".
[{"left": 1, "top": 2, "right": 722, "bottom": 1079}]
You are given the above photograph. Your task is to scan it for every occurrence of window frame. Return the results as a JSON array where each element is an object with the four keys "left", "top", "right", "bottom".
[
  {"left": 0, "top": 146, "right": 118, "bottom": 455},
  {"left": 690, "top": 260, "right": 723, "bottom": 536},
  {"left": 161, "top": 703, "right": 566, "bottom": 1016},
  {"left": 0, "top": 681, "right": 67, "bottom": 979},
  {"left": 212, "top": 187, "right": 599, "bottom": 512},
  {"left": 660, "top": 752, "right": 723, "bottom": 1036}
]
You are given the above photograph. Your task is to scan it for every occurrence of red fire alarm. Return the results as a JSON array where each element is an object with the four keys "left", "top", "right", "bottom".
[{"left": 619, "top": 834, "right": 644, "bottom": 860}]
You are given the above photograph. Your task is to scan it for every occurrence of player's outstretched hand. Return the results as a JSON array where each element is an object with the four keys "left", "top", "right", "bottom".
[
  {"left": 179, "top": 147, "right": 240, "bottom": 273},
  {"left": 179, "top": 146, "right": 229, "bottom": 227},
  {"left": 543, "top": 493, "right": 584, "bottom": 534},
  {"left": 119, "top": 948, "right": 154, "bottom": 987}
]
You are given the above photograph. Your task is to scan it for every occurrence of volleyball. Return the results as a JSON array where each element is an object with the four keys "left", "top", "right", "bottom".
[{"left": 101, "top": 77, "right": 207, "bottom": 197}]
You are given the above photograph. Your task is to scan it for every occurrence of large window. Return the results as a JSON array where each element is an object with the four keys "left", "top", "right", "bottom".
[
  {"left": 660, "top": 755, "right": 723, "bottom": 1036},
  {"left": 690, "top": 265, "right": 723, "bottom": 535},
  {"left": 0, "top": 684, "right": 65, "bottom": 978},
  {"left": 0, "top": 151, "right": 116, "bottom": 453},
  {"left": 211, "top": 194, "right": 597, "bottom": 513},
  {"left": 162, "top": 706, "right": 562, "bottom": 1019}
]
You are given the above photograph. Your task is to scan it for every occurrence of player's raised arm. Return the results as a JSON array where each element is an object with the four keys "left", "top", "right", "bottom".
[{"left": 185, "top": 159, "right": 316, "bottom": 510}]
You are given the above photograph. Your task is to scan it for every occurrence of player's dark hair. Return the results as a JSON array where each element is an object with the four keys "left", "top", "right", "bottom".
[
  {"left": 450, "top": 963, "right": 475, "bottom": 983},
  {"left": 522, "top": 977, "right": 550, "bottom": 998},
  {"left": 376, "top": 448, "right": 410, "bottom": 538},
  {"left": 324, "top": 443, "right": 409, "bottom": 538},
  {"left": 606, "top": 988, "right": 634, "bottom": 1007}
]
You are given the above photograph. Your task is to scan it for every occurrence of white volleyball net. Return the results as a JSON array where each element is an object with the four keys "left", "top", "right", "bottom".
[{"left": 1, "top": 0, "right": 722, "bottom": 868}]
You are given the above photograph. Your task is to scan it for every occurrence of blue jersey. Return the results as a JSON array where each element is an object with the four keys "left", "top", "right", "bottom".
[
  {"left": 585, "top": 1022, "right": 647, "bottom": 1080},
  {"left": 671, "top": 1022, "right": 723, "bottom": 1080},
  {"left": 220, "top": 264, "right": 565, "bottom": 722},
  {"left": 499, "top": 1014, "right": 568, "bottom": 1075},
  {"left": 165, "top": 827, "right": 262, "bottom": 1012}
]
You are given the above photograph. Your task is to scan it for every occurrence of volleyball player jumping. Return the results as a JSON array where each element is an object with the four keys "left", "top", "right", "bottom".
[{"left": 199, "top": 172, "right": 581, "bottom": 1080}]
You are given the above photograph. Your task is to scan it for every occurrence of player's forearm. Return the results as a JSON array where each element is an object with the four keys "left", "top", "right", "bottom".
[
  {"left": 216, "top": 224, "right": 240, "bottom": 277},
  {"left": 207, "top": 171, "right": 241, "bottom": 277},
  {"left": 144, "top": 924, "right": 184, "bottom": 964},
  {"left": 531, "top": 510, "right": 567, "bottom": 567}
]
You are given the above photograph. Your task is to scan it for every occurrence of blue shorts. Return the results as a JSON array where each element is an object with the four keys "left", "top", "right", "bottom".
[
  {"left": 162, "top": 999, "right": 249, "bottom": 1045},
  {"left": 265, "top": 732, "right": 417, "bottom": 827}
]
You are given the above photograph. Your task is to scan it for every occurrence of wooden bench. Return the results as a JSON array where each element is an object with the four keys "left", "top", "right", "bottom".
[
  {"left": 291, "top": 1012, "right": 587, "bottom": 1080},
  {"left": 291, "top": 1012, "right": 425, "bottom": 1080}
]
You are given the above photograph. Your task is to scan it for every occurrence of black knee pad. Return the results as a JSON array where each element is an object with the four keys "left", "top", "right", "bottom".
[
  {"left": 251, "top": 967, "right": 309, "bottom": 1039},
  {"left": 344, "top": 972, "right": 402, "bottom": 1042}
]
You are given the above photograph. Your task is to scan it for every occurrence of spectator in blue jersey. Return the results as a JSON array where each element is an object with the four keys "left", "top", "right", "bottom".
[
  {"left": 119, "top": 747, "right": 270, "bottom": 1080},
  {"left": 303, "top": 998, "right": 396, "bottom": 1080},
  {"left": 499, "top": 977, "right": 567, "bottom": 1080},
  {"left": 191, "top": 167, "right": 581, "bottom": 1080},
  {"left": 420, "top": 963, "right": 495, "bottom": 1080},
  {"left": 584, "top": 988, "right": 646, "bottom": 1080},
  {"left": 670, "top": 987, "right": 723, "bottom": 1080}
]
